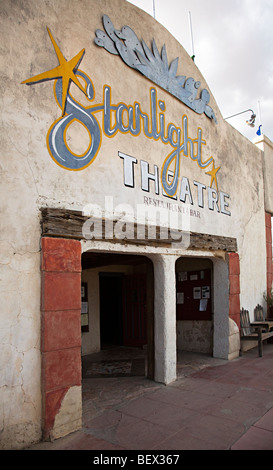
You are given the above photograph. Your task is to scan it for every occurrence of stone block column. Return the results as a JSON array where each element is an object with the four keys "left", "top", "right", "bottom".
[
  {"left": 228, "top": 252, "right": 240, "bottom": 329},
  {"left": 228, "top": 253, "right": 241, "bottom": 359},
  {"left": 41, "top": 237, "right": 82, "bottom": 440},
  {"left": 265, "top": 212, "right": 273, "bottom": 318},
  {"left": 152, "top": 254, "right": 177, "bottom": 384}
]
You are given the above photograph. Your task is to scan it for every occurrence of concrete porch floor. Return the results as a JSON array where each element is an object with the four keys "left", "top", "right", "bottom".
[{"left": 26, "top": 344, "right": 273, "bottom": 450}]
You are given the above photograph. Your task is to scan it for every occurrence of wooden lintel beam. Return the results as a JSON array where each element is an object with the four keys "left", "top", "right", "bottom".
[{"left": 40, "top": 207, "right": 237, "bottom": 252}]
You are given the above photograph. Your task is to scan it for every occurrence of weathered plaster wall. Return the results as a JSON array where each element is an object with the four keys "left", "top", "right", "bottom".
[
  {"left": 176, "top": 321, "right": 212, "bottom": 353},
  {"left": 0, "top": 0, "right": 271, "bottom": 448},
  {"left": 255, "top": 135, "right": 273, "bottom": 215}
]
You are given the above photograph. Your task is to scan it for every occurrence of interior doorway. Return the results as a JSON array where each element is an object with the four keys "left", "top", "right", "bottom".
[{"left": 99, "top": 273, "right": 123, "bottom": 347}]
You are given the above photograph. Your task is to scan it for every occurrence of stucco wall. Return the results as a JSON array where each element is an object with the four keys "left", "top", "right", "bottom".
[
  {"left": 255, "top": 135, "right": 273, "bottom": 215},
  {"left": 0, "top": 0, "right": 271, "bottom": 448},
  {"left": 176, "top": 320, "right": 212, "bottom": 353}
]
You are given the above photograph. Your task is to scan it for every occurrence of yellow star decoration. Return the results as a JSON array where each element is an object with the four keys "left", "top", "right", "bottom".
[
  {"left": 205, "top": 159, "right": 220, "bottom": 191},
  {"left": 22, "top": 27, "right": 87, "bottom": 116}
]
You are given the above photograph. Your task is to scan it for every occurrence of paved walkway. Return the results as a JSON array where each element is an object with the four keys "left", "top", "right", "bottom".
[{"left": 26, "top": 345, "right": 273, "bottom": 450}]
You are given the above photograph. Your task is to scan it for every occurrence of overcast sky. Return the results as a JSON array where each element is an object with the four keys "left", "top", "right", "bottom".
[{"left": 127, "top": 0, "right": 273, "bottom": 143}]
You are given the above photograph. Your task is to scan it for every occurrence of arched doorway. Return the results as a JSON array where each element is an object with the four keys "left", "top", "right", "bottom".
[
  {"left": 40, "top": 234, "right": 237, "bottom": 440},
  {"left": 81, "top": 252, "right": 154, "bottom": 380},
  {"left": 175, "top": 257, "right": 214, "bottom": 355}
]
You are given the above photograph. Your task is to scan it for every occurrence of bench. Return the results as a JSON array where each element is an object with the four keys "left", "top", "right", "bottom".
[{"left": 240, "top": 307, "right": 273, "bottom": 357}]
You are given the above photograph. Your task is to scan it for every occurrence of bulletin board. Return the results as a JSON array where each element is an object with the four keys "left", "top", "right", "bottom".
[
  {"left": 81, "top": 282, "right": 89, "bottom": 332},
  {"left": 176, "top": 269, "right": 212, "bottom": 321}
]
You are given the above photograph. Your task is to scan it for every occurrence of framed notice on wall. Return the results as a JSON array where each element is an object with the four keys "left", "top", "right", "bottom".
[
  {"left": 81, "top": 282, "right": 89, "bottom": 332},
  {"left": 193, "top": 287, "right": 201, "bottom": 299}
]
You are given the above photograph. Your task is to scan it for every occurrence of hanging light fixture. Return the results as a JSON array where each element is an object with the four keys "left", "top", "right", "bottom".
[{"left": 224, "top": 109, "right": 256, "bottom": 127}]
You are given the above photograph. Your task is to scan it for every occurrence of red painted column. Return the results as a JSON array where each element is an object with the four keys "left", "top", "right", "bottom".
[
  {"left": 265, "top": 213, "right": 273, "bottom": 318},
  {"left": 41, "top": 237, "right": 82, "bottom": 440},
  {"left": 228, "top": 252, "right": 240, "bottom": 329}
]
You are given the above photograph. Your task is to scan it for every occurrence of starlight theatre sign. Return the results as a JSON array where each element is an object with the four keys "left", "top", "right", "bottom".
[{"left": 22, "top": 14, "right": 231, "bottom": 243}]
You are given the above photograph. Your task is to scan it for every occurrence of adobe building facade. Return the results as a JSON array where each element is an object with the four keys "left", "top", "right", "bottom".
[{"left": 0, "top": 0, "right": 272, "bottom": 449}]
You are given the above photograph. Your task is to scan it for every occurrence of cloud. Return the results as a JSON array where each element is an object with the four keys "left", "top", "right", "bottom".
[{"left": 127, "top": 0, "right": 273, "bottom": 141}]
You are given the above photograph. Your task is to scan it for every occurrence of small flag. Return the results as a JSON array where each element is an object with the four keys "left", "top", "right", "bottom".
[{"left": 256, "top": 125, "right": 262, "bottom": 136}]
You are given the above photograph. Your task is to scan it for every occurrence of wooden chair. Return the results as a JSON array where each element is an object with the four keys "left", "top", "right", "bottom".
[{"left": 254, "top": 304, "right": 265, "bottom": 322}]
